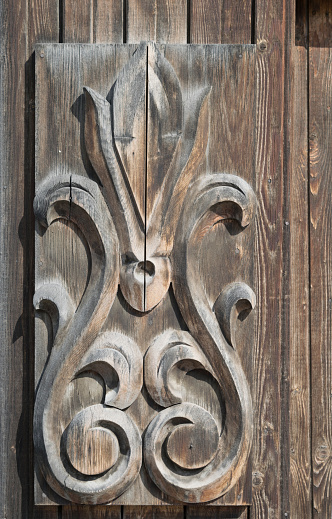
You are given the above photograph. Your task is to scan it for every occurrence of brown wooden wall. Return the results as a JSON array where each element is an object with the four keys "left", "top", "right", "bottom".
[{"left": 0, "top": 0, "right": 331, "bottom": 518}]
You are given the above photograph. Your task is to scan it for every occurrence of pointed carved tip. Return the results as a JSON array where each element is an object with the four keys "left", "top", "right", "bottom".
[{"left": 214, "top": 282, "right": 256, "bottom": 348}]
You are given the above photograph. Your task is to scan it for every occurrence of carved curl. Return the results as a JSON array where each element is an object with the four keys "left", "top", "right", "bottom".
[{"left": 142, "top": 174, "right": 257, "bottom": 503}]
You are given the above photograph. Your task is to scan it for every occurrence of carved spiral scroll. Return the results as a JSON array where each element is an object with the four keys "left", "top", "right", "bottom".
[
  {"left": 33, "top": 175, "right": 143, "bottom": 504},
  {"left": 142, "top": 174, "right": 257, "bottom": 503}
]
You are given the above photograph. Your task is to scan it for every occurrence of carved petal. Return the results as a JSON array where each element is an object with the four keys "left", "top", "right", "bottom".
[
  {"left": 34, "top": 283, "right": 75, "bottom": 339},
  {"left": 214, "top": 282, "right": 256, "bottom": 348},
  {"left": 77, "top": 332, "right": 143, "bottom": 409},
  {"left": 147, "top": 86, "right": 211, "bottom": 253},
  {"left": 84, "top": 86, "right": 144, "bottom": 256}
]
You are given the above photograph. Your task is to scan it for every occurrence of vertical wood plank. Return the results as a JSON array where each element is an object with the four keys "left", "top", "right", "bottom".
[
  {"left": 126, "top": 0, "right": 187, "bottom": 43},
  {"left": 0, "top": 2, "right": 28, "bottom": 516},
  {"left": 190, "top": 0, "right": 252, "bottom": 44},
  {"left": 0, "top": 0, "right": 59, "bottom": 517},
  {"left": 289, "top": 45, "right": 312, "bottom": 519},
  {"left": 94, "top": 0, "right": 123, "bottom": 43},
  {"left": 63, "top": 0, "right": 123, "bottom": 43},
  {"left": 63, "top": 1, "right": 93, "bottom": 42},
  {"left": 252, "top": 1, "right": 295, "bottom": 518},
  {"left": 309, "top": 44, "right": 332, "bottom": 518},
  {"left": 29, "top": 0, "right": 59, "bottom": 45},
  {"left": 29, "top": 3, "right": 60, "bottom": 515}
]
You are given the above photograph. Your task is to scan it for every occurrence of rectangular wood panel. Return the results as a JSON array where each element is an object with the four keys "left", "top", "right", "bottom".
[{"left": 34, "top": 42, "right": 256, "bottom": 508}]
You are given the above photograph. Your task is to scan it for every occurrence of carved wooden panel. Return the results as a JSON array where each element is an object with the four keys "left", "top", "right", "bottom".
[{"left": 34, "top": 43, "right": 257, "bottom": 506}]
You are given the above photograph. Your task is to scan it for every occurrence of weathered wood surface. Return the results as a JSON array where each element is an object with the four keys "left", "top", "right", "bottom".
[
  {"left": 1, "top": 0, "right": 326, "bottom": 518},
  {"left": 35, "top": 42, "right": 256, "bottom": 508},
  {"left": 289, "top": 45, "right": 312, "bottom": 519},
  {"left": 63, "top": 0, "right": 123, "bottom": 43},
  {"left": 187, "top": 506, "right": 248, "bottom": 518},
  {"left": 251, "top": 1, "right": 295, "bottom": 518},
  {"left": 309, "top": 6, "right": 332, "bottom": 514},
  {"left": 126, "top": 0, "right": 187, "bottom": 43},
  {"left": 190, "top": 0, "right": 252, "bottom": 44}
]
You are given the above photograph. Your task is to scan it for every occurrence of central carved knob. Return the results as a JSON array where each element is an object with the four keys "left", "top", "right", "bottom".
[{"left": 134, "top": 261, "right": 155, "bottom": 283}]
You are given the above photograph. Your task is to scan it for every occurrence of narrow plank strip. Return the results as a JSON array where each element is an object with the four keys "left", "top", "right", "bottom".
[
  {"left": 0, "top": 0, "right": 28, "bottom": 517},
  {"left": 252, "top": 0, "right": 290, "bottom": 517},
  {"left": 34, "top": 506, "right": 59, "bottom": 519},
  {"left": 126, "top": 0, "right": 187, "bottom": 43},
  {"left": 187, "top": 506, "right": 247, "bottom": 519},
  {"left": 309, "top": 46, "right": 332, "bottom": 519},
  {"left": 123, "top": 506, "right": 183, "bottom": 519},
  {"left": 289, "top": 46, "right": 312, "bottom": 519},
  {"left": 190, "top": 0, "right": 252, "bottom": 44},
  {"left": 62, "top": 505, "right": 121, "bottom": 518}
]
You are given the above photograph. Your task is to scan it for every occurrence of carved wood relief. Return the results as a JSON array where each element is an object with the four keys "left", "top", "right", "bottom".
[{"left": 34, "top": 43, "right": 257, "bottom": 506}]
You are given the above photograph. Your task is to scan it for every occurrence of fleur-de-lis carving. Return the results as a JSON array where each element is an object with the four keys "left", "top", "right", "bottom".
[{"left": 34, "top": 43, "right": 256, "bottom": 505}]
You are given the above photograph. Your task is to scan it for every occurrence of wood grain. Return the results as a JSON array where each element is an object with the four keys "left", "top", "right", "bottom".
[
  {"left": 123, "top": 506, "right": 183, "bottom": 519},
  {"left": 0, "top": 2, "right": 27, "bottom": 516},
  {"left": 126, "top": 0, "right": 187, "bottom": 43},
  {"left": 62, "top": 505, "right": 121, "bottom": 518},
  {"left": 289, "top": 46, "right": 312, "bottom": 519},
  {"left": 309, "top": 45, "right": 332, "bottom": 519},
  {"left": 63, "top": 0, "right": 123, "bottom": 43},
  {"left": 252, "top": 0, "right": 292, "bottom": 517},
  {"left": 0, "top": 0, "right": 58, "bottom": 518},
  {"left": 187, "top": 506, "right": 247, "bottom": 518},
  {"left": 190, "top": 0, "right": 252, "bottom": 44}
]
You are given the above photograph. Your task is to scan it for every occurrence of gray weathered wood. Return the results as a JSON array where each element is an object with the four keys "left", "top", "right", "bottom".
[
  {"left": 127, "top": 0, "right": 187, "bottom": 43},
  {"left": 190, "top": 0, "right": 252, "bottom": 44},
  {"left": 35, "top": 43, "right": 257, "bottom": 507}
]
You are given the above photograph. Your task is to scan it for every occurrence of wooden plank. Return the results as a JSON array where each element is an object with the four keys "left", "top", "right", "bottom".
[
  {"left": 309, "top": 44, "right": 332, "bottom": 518},
  {"left": 126, "top": 0, "right": 187, "bottom": 43},
  {"left": 62, "top": 505, "right": 121, "bottom": 518},
  {"left": 190, "top": 0, "right": 252, "bottom": 44},
  {"left": 0, "top": 0, "right": 59, "bottom": 516},
  {"left": 252, "top": 0, "right": 294, "bottom": 518},
  {"left": 34, "top": 506, "right": 59, "bottom": 519},
  {"left": 63, "top": 0, "right": 123, "bottom": 43},
  {"left": 289, "top": 46, "right": 312, "bottom": 519},
  {"left": 123, "top": 506, "right": 183, "bottom": 519},
  {"left": 187, "top": 506, "right": 247, "bottom": 519},
  {"left": 0, "top": 5, "right": 28, "bottom": 518}
]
